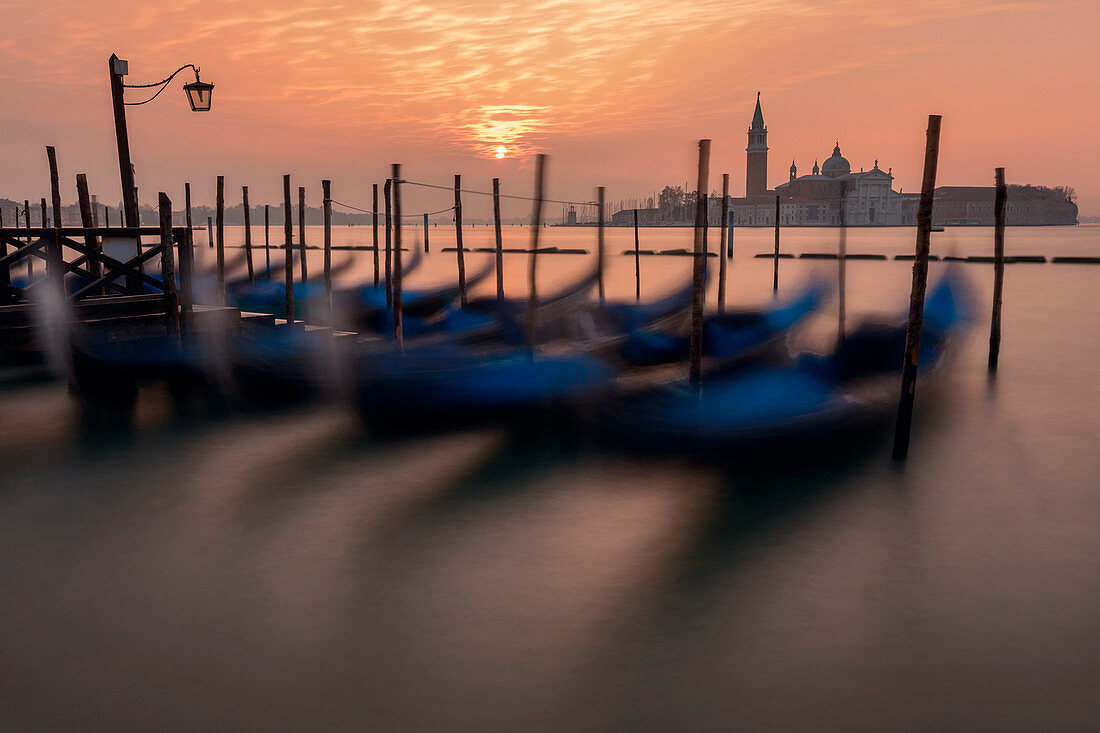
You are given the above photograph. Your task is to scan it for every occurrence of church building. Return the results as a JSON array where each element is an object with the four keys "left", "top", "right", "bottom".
[{"left": 720, "top": 95, "right": 915, "bottom": 226}]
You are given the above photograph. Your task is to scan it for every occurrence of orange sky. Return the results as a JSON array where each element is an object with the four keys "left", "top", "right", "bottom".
[{"left": 1, "top": 0, "right": 1097, "bottom": 216}]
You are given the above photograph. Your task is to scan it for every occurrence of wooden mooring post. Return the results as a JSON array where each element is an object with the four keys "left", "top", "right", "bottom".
[
  {"left": 454, "top": 174, "right": 467, "bottom": 304},
  {"left": 384, "top": 178, "right": 393, "bottom": 307},
  {"left": 772, "top": 194, "right": 780, "bottom": 293},
  {"left": 633, "top": 208, "right": 641, "bottom": 301},
  {"left": 207, "top": 216, "right": 213, "bottom": 248},
  {"left": 322, "top": 179, "right": 332, "bottom": 316},
  {"left": 838, "top": 189, "right": 847, "bottom": 344},
  {"left": 718, "top": 173, "right": 729, "bottom": 313},
  {"left": 216, "top": 175, "right": 225, "bottom": 304},
  {"left": 184, "top": 183, "right": 195, "bottom": 280},
  {"left": 372, "top": 183, "right": 380, "bottom": 287},
  {"left": 298, "top": 186, "right": 308, "bottom": 281},
  {"left": 243, "top": 186, "right": 254, "bottom": 282},
  {"left": 76, "top": 174, "right": 102, "bottom": 290},
  {"left": 180, "top": 209, "right": 195, "bottom": 330},
  {"left": 264, "top": 205, "right": 271, "bottom": 273},
  {"left": 525, "top": 154, "right": 547, "bottom": 351},
  {"left": 158, "top": 192, "right": 181, "bottom": 341},
  {"left": 493, "top": 177, "right": 504, "bottom": 304},
  {"left": 988, "top": 167, "right": 1007, "bottom": 373},
  {"left": 391, "top": 165, "right": 404, "bottom": 348},
  {"left": 689, "top": 139, "right": 711, "bottom": 387},
  {"left": 283, "top": 174, "right": 294, "bottom": 324},
  {"left": 23, "top": 200, "right": 32, "bottom": 280},
  {"left": 423, "top": 213, "right": 430, "bottom": 252},
  {"left": 45, "top": 147, "right": 65, "bottom": 289},
  {"left": 597, "top": 186, "right": 606, "bottom": 304},
  {"left": 892, "top": 114, "right": 942, "bottom": 462}
]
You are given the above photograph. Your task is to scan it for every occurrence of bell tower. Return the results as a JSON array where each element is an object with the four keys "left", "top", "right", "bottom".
[{"left": 746, "top": 92, "right": 768, "bottom": 196}]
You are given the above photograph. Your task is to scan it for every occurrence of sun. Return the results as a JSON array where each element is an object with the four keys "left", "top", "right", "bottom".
[{"left": 495, "top": 146, "right": 507, "bottom": 159}]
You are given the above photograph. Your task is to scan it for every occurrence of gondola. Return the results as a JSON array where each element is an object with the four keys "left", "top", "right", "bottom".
[{"left": 599, "top": 270, "right": 971, "bottom": 456}]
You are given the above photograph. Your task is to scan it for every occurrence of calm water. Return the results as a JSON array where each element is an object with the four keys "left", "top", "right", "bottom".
[{"left": 2, "top": 225, "right": 1098, "bottom": 730}]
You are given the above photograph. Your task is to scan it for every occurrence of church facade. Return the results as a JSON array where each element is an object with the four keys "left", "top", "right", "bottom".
[{"left": 718, "top": 95, "right": 915, "bottom": 227}]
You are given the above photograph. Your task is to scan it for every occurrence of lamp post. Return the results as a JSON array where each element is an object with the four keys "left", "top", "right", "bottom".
[{"left": 108, "top": 53, "right": 213, "bottom": 227}]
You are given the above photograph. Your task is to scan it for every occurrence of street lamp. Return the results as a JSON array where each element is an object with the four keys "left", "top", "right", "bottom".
[{"left": 108, "top": 53, "right": 214, "bottom": 227}]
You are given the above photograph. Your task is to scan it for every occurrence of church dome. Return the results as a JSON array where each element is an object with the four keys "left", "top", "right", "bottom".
[{"left": 821, "top": 143, "right": 850, "bottom": 178}]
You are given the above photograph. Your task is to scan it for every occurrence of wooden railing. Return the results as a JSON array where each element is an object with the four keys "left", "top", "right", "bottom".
[{"left": 0, "top": 223, "right": 193, "bottom": 335}]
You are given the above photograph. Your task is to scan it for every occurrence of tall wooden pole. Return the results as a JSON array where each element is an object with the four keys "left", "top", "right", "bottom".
[
  {"left": 283, "top": 174, "right": 294, "bottom": 324},
  {"left": 525, "top": 154, "right": 547, "bottom": 351},
  {"left": 216, "top": 175, "right": 225, "bottom": 304},
  {"left": 23, "top": 200, "right": 32, "bottom": 280},
  {"left": 718, "top": 173, "right": 729, "bottom": 313},
  {"left": 727, "top": 201, "right": 734, "bottom": 259},
  {"left": 384, "top": 178, "right": 392, "bottom": 307},
  {"left": 633, "top": 208, "right": 641, "bottom": 302},
  {"left": 76, "top": 174, "right": 101, "bottom": 290},
  {"left": 108, "top": 54, "right": 139, "bottom": 228},
  {"left": 597, "top": 186, "right": 606, "bottom": 304},
  {"left": 454, "top": 174, "right": 466, "bottom": 305},
  {"left": 391, "top": 164, "right": 403, "bottom": 348},
  {"left": 772, "top": 194, "right": 780, "bottom": 293},
  {"left": 372, "top": 183, "right": 380, "bottom": 287},
  {"left": 988, "top": 167, "right": 1007, "bottom": 373},
  {"left": 45, "top": 146, "right": 64, "bottom": 287},
  {"left": 264, "top": 205, "right": 271, "bottom": 274},
  {"left": 322, "top": 179, "right": 332, "bottom": 316},
  {"left": 493, "top": 177, "right": 504, "bottom": 304},
  {"left": 298, "top": 186, "right": 308, "bottom": 281},
  {"left": 837, "top": 184, "right": 847, "bottom": 344},
  {"left": 184, "top": 183, "right": 195, "bottom": 281},
  {"left": 243, "top": 186, "right": 254, "bottom": 282},
  {"left": 158, "top": 192, "right": 180, "bottom": 341},
  {"left": 689, "top": 139, "right": 711, "bottom": 387},
  {"left": 892, "top": 114, "right": 942, "bottom": 461}
]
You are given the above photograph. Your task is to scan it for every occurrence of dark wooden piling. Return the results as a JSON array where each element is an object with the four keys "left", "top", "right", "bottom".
[
  {"left": 216, "top": 175, "right": 225, "bottom": 304},
  {"left": 283, "top": 174, "right": 294, "bottom": 324},
  {"left": 423, "top": 213, "right": 430, "bottom": 252},
  {"left": 0, "top": 209, "right": 6, "bottom": 294},
  {"left": 264, "top": 205, "right": 271, "bottom": 273},
  {"left": 23, "top": 200, "right": 32, "bottom": 280},
  {"left": 837, "top": 189, "right": 847, "bottom": 344},
  {"left": 391, "top": 164, "right": 404, "bottom": 348},
  {"left": 322, "top": 179, "right": 332, "bottom": 316},
  {"left": 892, "top": 114, "right": 942, "bottom": 462},
  {"left": 597, "top": 187, "right": 606, "bottom": 304},
  {"left": 180, "top": 211, "right": 194, "bottom": 330},
  {"left": 384, "top": 178, "right": 393, "bottom": 307},
  {"left": 371, "top": 184, "right": 380, "bottom": 286},
  {"left": 633, "top": 208, "right": 641, "bottom": 301},
  {"left": 184, "top": 183, "right": 195, "bottom": 281},
  {"left": 243, "top": 186, "right": 255, "bottom": 282},
  {"left": 727, "top": 195, "right": 734, "bottom": 259},
  {"left": 493, "top": 177, "right": 504, "bottom": 304},
  {"left": 298, "top": 186, "right": 308, "bottom": 281},
  {"left": 525, "top": 154, "right": 547, "bottom": 351},
  {"left": 988, "top": 168, "right": 1007, "bottom": 372},
  {"left": 718, "top": 173, "right": 730, "bottom": 313},
  {"left": 772, "top": 194, "right": 780, "bottom": 293},
  {"left": 454, "top": 175, "right": 467, "bottom": 304},
  {"left": 158, "top": 193, "right": 181, "bottom": 341},
  {"left": 40, "top": 199, "right": 47, "bottom": 228},
  {"left": 207, "top": 216, "right": 213, "bottom": 248},
  {"left": 689, "top": 139, "right": 711, "bottom": 387},
  {"left": 45, "top": 147, "right": 65, "bottom": 288},
  {"left": 76, "top": 174, "right": 102, "bottom": 290}
]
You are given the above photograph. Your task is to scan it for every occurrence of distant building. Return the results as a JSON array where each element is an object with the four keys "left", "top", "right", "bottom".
[
  {"left": 719, "top": 94, "right": 912, "bottom": 226},
  {"left": 932, "top": 185, "right": 1077, "bottom": 226}
]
